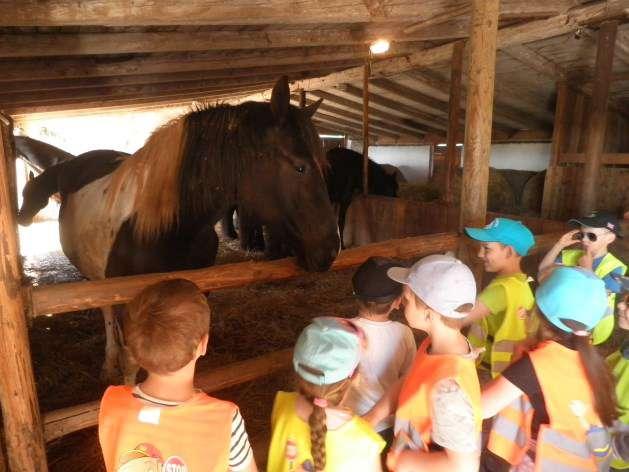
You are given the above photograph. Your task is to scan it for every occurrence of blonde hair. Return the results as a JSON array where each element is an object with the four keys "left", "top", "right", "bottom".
[{"left": 296, "top": 375, "right": 353, "bottom": 471}]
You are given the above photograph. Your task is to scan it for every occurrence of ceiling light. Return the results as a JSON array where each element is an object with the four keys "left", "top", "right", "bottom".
[{"left": 369, "top": 39, "right": 390, "bottom": 55}]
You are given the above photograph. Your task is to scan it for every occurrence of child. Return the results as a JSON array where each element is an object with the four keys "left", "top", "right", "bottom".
[
  {"left": 99, "top": 279, "right": 257, "bottom": 472},
  {"left": 538, "top": 211, "right": 626, "bottom": 344},
  {"left": 481, "top": 267, "right": 617, "bottom": 471},
  {"left": 343, "top": 257, "right": 416, "bottom": 444},
  {"left": 464, "top": 217, "right": 537, "bottom": 378},
  {"left": 367, "top": 254, "right": 481, "bottom": 472},
  {"left": 267, "top": 317, "right": 384, "bottom": 472}
]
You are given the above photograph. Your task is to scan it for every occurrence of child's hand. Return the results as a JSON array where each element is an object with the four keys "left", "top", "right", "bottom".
[
  {"left": 578, "top": 249, "right": 594, "bottom": 270},
  {"left": 618, "top": 300, "right": 628, "bottom": 331},
  {"left": 387, "top": 449, "right": 416, "bottom": 472},
  {"left": 557, "top": 230, "right": 580, "bottom": 249}
]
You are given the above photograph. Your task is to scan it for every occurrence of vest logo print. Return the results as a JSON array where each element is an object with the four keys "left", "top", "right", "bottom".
[{"left": 163, "top": 456, "right": 189, "bottom": 472}]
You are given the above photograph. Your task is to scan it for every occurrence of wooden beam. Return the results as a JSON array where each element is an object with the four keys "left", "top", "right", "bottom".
[
  {"left": 370, "top": 77, "right": 449, "bottom": 115},
  {"left": 0, "top": 115, "right": 48, "bottom": 470},
  {"left": 0, "top": 1, "right": 576, "bottom": 27},
  {"left": 0, "top": 44, "right": 420, "bottom": 82},
  {"left": 541, "top": 82, "right": 570, "bottom": 218},
  {"left": 459, "top": 0, "right": 500, "bottom": 230},
  {"left": 238, "top": 1, "right": 629, "bottom": 102},
  {"left": 445, "top": 41, "right": 465, "bottom": 204},
  {"left": 0, "top": 59, "right": 363, "bottom": 94},
  {"left": 567, "top": 92, "right": 586, "bottom": 153},
  {"left": 28, "top": 233, "right": 460, "bottom": 317},
  {"left": 404, "top": 4, "right": 470, "bottom": 34},
  {"left": 500, "top": 44, "right": 567, "bottom": 80},
  {"left": 580, "top": 21, "right": 618, "bottom": 215},
  {"left": 309, "top": 89, "right": 430, "bottom": 135},
  {"left": 559, "top": 152, "right": 629, "bottom": 165},
  {"left": 339, "top": 84, "right": 447, "bottom": 133},
  {"left": 315, "top": 112, "right": 392, "bottom": 139},
  {"left": 44, "top": 348, "right": 293, "bottom": 442},
  {"left": 362, "top": 61, "right": 370, "bottom": 195}
]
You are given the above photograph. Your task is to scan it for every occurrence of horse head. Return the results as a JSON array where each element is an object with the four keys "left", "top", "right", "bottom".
[
  {"left": 236, "top": 77, "right": 340, "bottom": 271},
  {"left": 17, "top": 171, "right": 49, "bottom": 226}
]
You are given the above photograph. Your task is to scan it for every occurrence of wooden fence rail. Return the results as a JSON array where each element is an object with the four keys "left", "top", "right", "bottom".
[{"left": 28, "top": 232, "right": 460, "bottom": 317}]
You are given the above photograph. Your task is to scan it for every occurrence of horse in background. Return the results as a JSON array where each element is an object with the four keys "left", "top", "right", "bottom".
[
  {"left": 14, "top": 135, "right": 74, "bottom": 172},
  {"left": 17, "top": 150, "right": 130, "bottom": 226},
  {"left": 20, "top": 76, "right": 339, "bottom": 382}
]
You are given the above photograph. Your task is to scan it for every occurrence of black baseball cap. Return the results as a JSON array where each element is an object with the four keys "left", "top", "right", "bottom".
[
  {"left": 352, "top": 257, "right": 403, "bottom": 303},
  {"left": 569, "top": 211, "right": 623, "bottom": 238}
]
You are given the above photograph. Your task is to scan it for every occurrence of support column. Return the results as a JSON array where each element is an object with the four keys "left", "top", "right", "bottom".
[
  {"left": 541, "top": 81, "right": 569, "bottom": 219},
  {"left": 444, "top": 40, "right": 465, "bottom": 204},
  {"left": 362, "top": 60, "right": 370, "bottom": 195},
  {"left": 0, "top": 116, "right": 48, "bottom": 471},
  {"left": 580, "top": 21, "right": 618, "bottom": 215},
  {"left": 299, "top": 90, "right": 306, "bottom": 108},
  {"left": 459, "top": 0, "right": 500, "bottom": 230}
]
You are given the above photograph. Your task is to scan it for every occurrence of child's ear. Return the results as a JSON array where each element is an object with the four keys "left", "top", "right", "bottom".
[{"left": 198, "top": 333, "right": 209, "bottom": 357}]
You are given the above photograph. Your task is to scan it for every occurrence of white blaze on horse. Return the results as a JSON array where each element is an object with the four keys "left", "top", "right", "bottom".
[{"left": 18, "top": 76, "right": 340, "bottom": 383}]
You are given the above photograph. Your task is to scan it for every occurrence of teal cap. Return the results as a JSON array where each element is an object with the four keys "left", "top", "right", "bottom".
[
  {"left": 465, "top": 217, "right": 535, "bottom": 256},
  {"left": 536, "top": 267, "right": 608, "bottom": 333},
  {"left": 293, "top": 317, "right": 361, "bottom": 386}
]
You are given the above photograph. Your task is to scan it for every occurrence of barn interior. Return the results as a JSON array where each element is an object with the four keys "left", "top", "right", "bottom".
[{"left": 0, "top": 1, "right": 629, "bottom": 471}]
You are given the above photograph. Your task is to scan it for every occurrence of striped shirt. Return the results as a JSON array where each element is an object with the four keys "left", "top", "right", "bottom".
[{"left": 133, "top": 386, "right": 253, "bottom": 471}]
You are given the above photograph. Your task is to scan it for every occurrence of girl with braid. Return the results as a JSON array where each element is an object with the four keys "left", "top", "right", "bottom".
[{"left": 267, "top": 317, "right": 384, "bottom": 471}]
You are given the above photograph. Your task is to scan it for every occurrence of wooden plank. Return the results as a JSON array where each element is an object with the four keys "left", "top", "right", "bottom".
[
  {"left": 500, "top": 44, "right": 566, "bottom": 80},
  {"left": 0, "top": 110, "right": 48, "bottom": 470},
  {"left": 238, "top": 2, "right": 629, "bottom": 102},
  {"left": 0, "top": 1, "right": 575, "bottom": 27},
  {"left": 541, "top": 82, "right": 569, "bottom": 218},
  {"left": 29, "top": 233, "right": 460, "bottom": 317},
  {"left": 370, "top": 77, "right": 450, "bottom": 115},
  {"left": 459, "top": 0, "right": 500, "bottom": 230},
  {"left": 0, "top": 44, "right": 415, "bottom": 82},
  {"left": 43, "top": 348, "right": 293, "bottom": 442},
  {"left": 567, "top": 92, "right": 586, "bottom": 153},
  {"left": 404, "top": 4, "right": 471, "bottom": 34},
  {"left": 559, "top": 152, "right": 629, "bottom": 165},
  {"left": 308, "top": 89, "right": 431, "bottom": 135},
  {"left": 316, "top": 111, "right": 394, "bottom": 139},
  {"left": 363, "top": 61, "right": 370, "bottom": 195},
  {"left": 445, "top": 41, "right": 465, "bottom": 204},
  {"left": 580, "top": 21, "right": 618, "bottom": 215}
]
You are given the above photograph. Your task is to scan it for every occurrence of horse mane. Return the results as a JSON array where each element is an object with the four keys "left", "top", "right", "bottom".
[{"left": 108, "top": 101, "right": 324, "bottom": 243}]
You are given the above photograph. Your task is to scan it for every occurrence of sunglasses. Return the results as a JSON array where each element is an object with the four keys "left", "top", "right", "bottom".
[{"left": 573, "top": 231, "right": 606, "bottom": 242}]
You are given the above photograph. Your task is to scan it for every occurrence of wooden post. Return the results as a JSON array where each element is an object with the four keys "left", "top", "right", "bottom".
[
  {"left": 0, "top": 117, "right": 48, "bottom": 471},
  {"left": 299, "top": 90, "right": 306, "bottom": 108},
  {"left": 541, "top": 81, "right": 569, "bottom": 219},
  {"left": 459, "top": 0, "right": 500, "bottom": 230},
  {"left": 580, "top": 21, "right": 618, "bottom": 215},
  {"left": 362, "top": 59, "right": 370, "bottom": 195},
  {"left": 444, "top": 40, "right": 465, "bottom": 203}
]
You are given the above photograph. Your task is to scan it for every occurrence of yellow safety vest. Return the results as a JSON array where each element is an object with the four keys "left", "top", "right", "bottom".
[
  {"left": 561, "top": 250, "right": 627, "bottom": 345},
  {"left": 488, "top": 341, "right": 609, "bottom": 471},
  {"left": 266, "top": 391, "right": 384, "bottom": 472},
  {"left": 469, "top": 274, "right": 536, "bottom": 378}
]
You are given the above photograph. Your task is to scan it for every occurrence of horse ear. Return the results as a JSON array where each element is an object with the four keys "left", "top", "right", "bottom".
[
  {"left": 303, "top": 98, "right": 323, "bottom": 118},
  {"left": 271, "top": 76, "right": 290, "bottom": 123},
  {"left": 28, "top": 171, "right": 34, "bottom": 180}
]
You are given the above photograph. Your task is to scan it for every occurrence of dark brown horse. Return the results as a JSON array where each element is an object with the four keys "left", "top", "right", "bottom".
[{"left": 20, "top": 76, "right": 339, "bottom": 381}]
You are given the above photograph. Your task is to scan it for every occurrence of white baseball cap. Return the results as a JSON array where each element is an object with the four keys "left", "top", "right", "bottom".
[{"left": 387, "top": 254, "right": 477, "bottom": 319}]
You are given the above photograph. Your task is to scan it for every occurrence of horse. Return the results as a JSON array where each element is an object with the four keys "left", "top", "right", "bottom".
[
  {"left": 14, "top": 136, "right": 75, "bottom": 172},
  {"left": 17, "top": 150, "right": 130, "bottom": 226},
  {"left": 20, "top": 76, "right": 339, "bottom": 382}
]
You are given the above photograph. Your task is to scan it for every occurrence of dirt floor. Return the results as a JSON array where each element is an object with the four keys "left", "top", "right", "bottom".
[{"left": 26, "top": 222, "right": 628, "bottom": 471}]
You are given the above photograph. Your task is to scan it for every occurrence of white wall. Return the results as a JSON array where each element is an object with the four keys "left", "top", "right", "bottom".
[
  {"left": 489, "top": 143, "right": 551, "bottom": 172},
  {"left": 348, "top": 141, "right": 431, "bottom": 183}
]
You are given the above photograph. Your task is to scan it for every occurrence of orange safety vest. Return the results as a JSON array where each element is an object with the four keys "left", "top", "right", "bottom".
[
  {"left": 99, "top": 386, "right": 236, "bottom": 472},
  {"left": 488, "top": 341, "right": 608, "bottom": 471},
  {"left": 395, "top": 338, "right": 482, "bottom": 450}
]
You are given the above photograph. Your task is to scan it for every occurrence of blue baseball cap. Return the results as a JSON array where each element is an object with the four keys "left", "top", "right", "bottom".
[
  {"left": 536, "top": 267, "right": 608, "bottom": 334},
  {"left": 464, "top": 218, "right": 535, "bottom": 256},
  {"left": 293, "top": 317, "right": 361, "bottom": 386}
]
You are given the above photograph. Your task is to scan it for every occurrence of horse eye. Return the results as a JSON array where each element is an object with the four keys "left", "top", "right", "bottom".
[{"left": 295, "top": 165, "right": 306, "bottom": 174}]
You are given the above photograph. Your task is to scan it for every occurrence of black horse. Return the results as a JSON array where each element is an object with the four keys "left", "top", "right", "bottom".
[
  {"left": 18, "top": 76, "right": 339, "bottom": 381},
  {"left": 223, "top": 146, "right": 399, "bottom": 253},
  {"left": 14, "top": 135, "right": 75, "bottom": 172}
]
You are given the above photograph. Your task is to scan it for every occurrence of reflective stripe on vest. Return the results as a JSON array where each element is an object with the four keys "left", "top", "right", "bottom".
[
  {"left": 561, "top": 250, "right": 627, "bottom": 345},
  {"left": 488, "top": 341, "right": 607, "bottom": 471},
  {"left": 395, "top": 338, "right": 482, "bottom": 450},
  {"left": 470, "top": 275, "right": 535, "bottom": 378}
]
